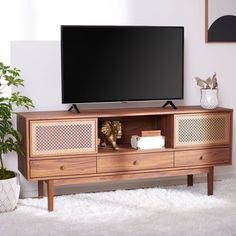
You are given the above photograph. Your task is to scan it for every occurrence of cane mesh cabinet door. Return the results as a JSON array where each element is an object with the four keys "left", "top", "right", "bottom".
[
  {"left": 174, "top": 113, "right": 231, "bottom": 148},
  {"left": 30, "top": 119, "right": 97, "bottom": 157}
]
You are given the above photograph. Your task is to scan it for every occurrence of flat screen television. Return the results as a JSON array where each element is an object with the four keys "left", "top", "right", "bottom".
[{"left": 61, "top": 25, "right": 184, "bottom": 105}]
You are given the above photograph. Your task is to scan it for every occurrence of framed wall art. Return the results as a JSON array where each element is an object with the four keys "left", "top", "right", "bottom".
[{"left": 205, "top": 0, "right": 236, "bottom": 42}]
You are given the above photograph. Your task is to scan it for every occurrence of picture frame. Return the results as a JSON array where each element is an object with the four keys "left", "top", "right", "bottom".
[{"left": 205, "top": 0, "right": 236, "bottom": 42}]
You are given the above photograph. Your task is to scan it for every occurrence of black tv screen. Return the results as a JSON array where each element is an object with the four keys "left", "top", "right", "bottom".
[{"left": 61, "top": 25, "right": 184, "bottom": 104}]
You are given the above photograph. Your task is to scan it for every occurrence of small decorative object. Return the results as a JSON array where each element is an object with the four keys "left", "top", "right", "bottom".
[
  {"left": 131, "top": 135, "right": 165, "bottom": 150},
  {"left": 205, "top": 0, "right": 236, "bottom": 42},
  {"left": 97, "top": 138, "right": 101, "bottom": 146},
  {"left": 195, "top": 73, "right": 218, "bottom": 109},
  {"left": 100, "top": 121, "right": 122, "bottom": 150},
  {"left": 0, "top": 62, "right": 34, "bottom": 212}
]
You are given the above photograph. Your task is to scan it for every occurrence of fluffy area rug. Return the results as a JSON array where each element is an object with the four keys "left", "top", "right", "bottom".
[{"left": 1, "top": 179, "right": 236, "bottom": 236}]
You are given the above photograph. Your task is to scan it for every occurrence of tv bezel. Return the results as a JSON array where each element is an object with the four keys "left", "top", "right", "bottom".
[{"left": 61, "top": 25, "right": 184, "bottom": 104}]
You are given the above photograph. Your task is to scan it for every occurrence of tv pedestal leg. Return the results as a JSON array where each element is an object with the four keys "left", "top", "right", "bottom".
[
  {"left": 162, "top": 101, "right": 177, "bottom": 109},
  {"left": 68, "top": 104, "right": 80, "bottom": 113},
  {"left": 46, "top": 180, "right": 54, "bottom": 212}
]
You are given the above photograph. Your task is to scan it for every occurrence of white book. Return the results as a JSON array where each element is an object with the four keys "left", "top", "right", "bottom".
[{"left": 131, "top": 135, "right": 165, "bottom": 150}]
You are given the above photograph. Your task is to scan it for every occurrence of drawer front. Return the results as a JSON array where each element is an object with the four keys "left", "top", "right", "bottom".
[
  {"left": 175, "top": 148, "right": 230, "bottom": 167},
  {"left": 97, "top": 152, "right": 174, "bottom": 173},
  {"left": 30, "top": 118, "right": 97, "bottom": 157},
  {"left": 30, "top": 157, "right": 96, "bottom": 178},
  {"left": 174, "top": 113, "right": 231, "bottom": 147}
]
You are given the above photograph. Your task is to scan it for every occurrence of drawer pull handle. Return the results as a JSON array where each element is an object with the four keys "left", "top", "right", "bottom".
[
  {"left": 60, "top": 166, "right": 65, "bottom": 170},
  {"left": 133, "top": 160, "right": 138, "bottom": 165},
  {"left": 200, "top": 156, "right": 203, "bottom": 160}
]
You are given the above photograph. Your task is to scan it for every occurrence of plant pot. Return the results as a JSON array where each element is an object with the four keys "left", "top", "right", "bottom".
[
  {"left": 0, "top": 172, "right": 20, "bottom": 212},
  {"left": 200, "top": 89, "right": 218, "bottom": 109}
]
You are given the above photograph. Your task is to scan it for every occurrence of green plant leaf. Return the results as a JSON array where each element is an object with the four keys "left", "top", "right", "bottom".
[{"left": 10, "top": 92, "right": 34, "bottom": 109}]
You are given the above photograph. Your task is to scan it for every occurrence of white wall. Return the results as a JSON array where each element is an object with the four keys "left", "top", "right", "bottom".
[{"left": 2, "top": 0, "right": 236, "bottom": 197}]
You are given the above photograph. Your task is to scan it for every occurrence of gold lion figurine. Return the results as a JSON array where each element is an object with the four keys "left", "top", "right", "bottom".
[{"left": 100, "top": 121, "right": 122, "bottom": 150}]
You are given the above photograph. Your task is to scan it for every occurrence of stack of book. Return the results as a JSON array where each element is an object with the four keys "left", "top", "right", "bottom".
[{"left": 131, "top": 130, "right": 165, "bottom": 150}]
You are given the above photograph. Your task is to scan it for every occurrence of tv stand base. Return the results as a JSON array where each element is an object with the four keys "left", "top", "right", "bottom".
[
  {"left": 68, "top": 104, "right": 80, "bottom": 113},
  {"left": 162, "top": 100, "right": 177, "bottom": 109},
  {"left": 38, "top": 166, "right": 214, "bottom": 212}
]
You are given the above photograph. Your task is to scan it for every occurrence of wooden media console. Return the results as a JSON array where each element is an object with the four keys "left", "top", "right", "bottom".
[{"left": 17, "top": 106, "right": 233, "bottom": 211}]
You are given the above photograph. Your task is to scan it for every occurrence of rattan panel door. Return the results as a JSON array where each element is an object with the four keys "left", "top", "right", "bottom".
[
  {"left": 174, "top": 113, "right": 231, "bottom": 147},
  {"left": 30, "top": 119, "right": 97, "bottom": 157}
]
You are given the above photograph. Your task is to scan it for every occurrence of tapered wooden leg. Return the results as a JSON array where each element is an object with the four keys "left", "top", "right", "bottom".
[
  {"left": 207, "top": 167, "right": 214, "bottom": 195},
  {"left": 38, "top": 180, "right": 44, "bottom": 198},
  {"left": 187, "top": 175, "right": 193, "bottom": 186},
  {"left": 47, "top": 180, "right": 54, "bottom": 212}
]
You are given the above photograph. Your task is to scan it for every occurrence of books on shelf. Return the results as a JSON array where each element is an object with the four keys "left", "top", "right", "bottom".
[
  {"left": 131, "top": 135, "right": 165, "bottom": 150},
  {"left": 139, "top": 130, "right": 161, "bottom": 137}
]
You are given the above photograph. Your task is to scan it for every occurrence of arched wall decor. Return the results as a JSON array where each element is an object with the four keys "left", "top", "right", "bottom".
[{"left": 205, "top": 0, "right": 236, "bottom": 42}]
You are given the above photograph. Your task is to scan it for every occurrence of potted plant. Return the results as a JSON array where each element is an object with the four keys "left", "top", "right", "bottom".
[
  {"left": 0, "top": 62, "right": 34, "bottom": 212},
  {"left": 195, "top": 73, "right": 218, "bottom": 109}
]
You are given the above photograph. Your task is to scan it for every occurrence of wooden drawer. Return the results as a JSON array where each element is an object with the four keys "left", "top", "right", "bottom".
[
  {"left": 30, "top": 157, "right": 96, "bottom": 178},
  {"left": 97, "top": 152, "right": 174, "bottom": 173},
  {"left": 175, "top": 148, "right": 230, "bottom": 167}
]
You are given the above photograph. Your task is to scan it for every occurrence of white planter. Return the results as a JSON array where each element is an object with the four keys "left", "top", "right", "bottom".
[
  {"left": 0, "top": 173, "right": 20, "bottom": 212},
  {"left": 200, "top": 89, "right": 218, "bottom": 109}
]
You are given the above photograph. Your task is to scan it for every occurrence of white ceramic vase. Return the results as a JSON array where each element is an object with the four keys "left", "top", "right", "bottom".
[
  {"left": 200, "top": 89, "right": 218, "bottom": 109},
  {"left": 0, "top": 173, "right": 20, "bottom": 212}
]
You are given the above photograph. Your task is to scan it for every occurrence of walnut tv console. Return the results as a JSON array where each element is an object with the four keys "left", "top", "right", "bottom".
[{"left": 17, "top": 106, "right": 233, "bottom": 211}]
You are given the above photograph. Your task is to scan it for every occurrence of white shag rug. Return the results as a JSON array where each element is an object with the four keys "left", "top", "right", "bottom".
[{"left": 1, "top": 179, "right": 236, "bottom": 236}]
